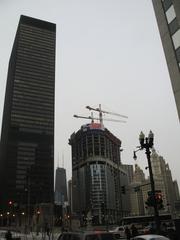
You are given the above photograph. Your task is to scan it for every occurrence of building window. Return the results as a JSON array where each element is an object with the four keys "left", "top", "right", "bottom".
[
  {"left": 172, "top": 29, "right": 180, "bottom": 49},
  {"left": 162, "top": 0, "right": 172, "bottom": 12},
  {"left": 176, "top": 47, "right": 180, "bottom": 63},
  {"left": 169, "top": 18, "right": 179, "bottom": 36},
  {"left": 165, "top": 5, "right": 176, "bottom": 24}
]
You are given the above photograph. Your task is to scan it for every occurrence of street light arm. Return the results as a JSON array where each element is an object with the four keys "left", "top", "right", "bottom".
[{"left": 133, "top": 148, "right": 141, "bottom": 160}]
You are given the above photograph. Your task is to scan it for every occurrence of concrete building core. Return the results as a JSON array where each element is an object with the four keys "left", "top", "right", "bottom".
[{"left": 69, "top": 122, "right": 130, "bottom": 225}]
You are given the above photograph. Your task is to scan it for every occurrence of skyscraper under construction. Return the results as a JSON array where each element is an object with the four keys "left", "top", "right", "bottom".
[
  {"left": 69, "top": 116, "right": 130, "bottom": 225},
  {"left": 0, "top": 15, "right": 56, "bottom": 212}
]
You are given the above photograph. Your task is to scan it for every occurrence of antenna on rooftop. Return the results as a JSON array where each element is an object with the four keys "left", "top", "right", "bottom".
[{"left": 62, "top": 152, "right": 64, "bottom": 168}]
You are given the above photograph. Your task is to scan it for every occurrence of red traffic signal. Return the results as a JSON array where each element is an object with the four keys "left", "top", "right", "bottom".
[{"left": 8, "top": 200, "right": 13, "bottom": 205}]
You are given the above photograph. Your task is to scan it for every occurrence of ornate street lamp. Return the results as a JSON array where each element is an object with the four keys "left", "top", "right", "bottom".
[{"left": 134, "top": 130, "right": 160, "bottom": 233}]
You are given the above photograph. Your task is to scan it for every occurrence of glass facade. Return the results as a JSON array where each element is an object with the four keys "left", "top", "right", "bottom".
[{"left": 0, "top": 15, "right": 56, "bottom": 211}]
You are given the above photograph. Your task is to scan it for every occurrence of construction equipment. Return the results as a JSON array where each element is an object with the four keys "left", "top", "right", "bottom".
[{"left": 73, "top": 104, "right": 128, "bottom": 127}]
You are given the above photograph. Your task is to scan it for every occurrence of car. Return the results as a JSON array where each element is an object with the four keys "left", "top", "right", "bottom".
[
  {"left": 131, "top": 234, "right": 170, "bottom": 240},
  {"left": 58, "top": 231, "right": 116, "bottom": 240},
  {"left": 109, "top": 226, "right": 126, "bottom": 238},
  {"left": 0, "top": 230, "right": 21, "bottom": 240}
]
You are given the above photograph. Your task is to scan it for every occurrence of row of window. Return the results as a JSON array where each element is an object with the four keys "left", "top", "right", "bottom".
[
  {"left": 20, "top": 24, "right": 55, "bottom": 38},
  {"left": 14, "top": 77, "right": 54, "bottom": 89},
  {"left": 19, "top": 30, "right": 55, "bottom": 44},
  {"left": 11, "top": 118, "right": 53, "bottom": 127},
  {"left": 13, "top": 85, "right": 54, "bottom": 98},
  {"left": 12, "top": 108, "right": 53, "bottom": 120},
  {"left": 15, "top": 67, "right": 55, "bottom": 79},
  {"left": 17, "top": 56, "right": 54, "bottom": 69},
  {"left": 19, "top": 126, "right": 53, "bottom": 135},
  {"left": 19, "top": 35, "right": 55, "bottom": 50},
  {"left": 12, "top": 100, "right": 53, "bottom": 110},
  {"left": 12, "top": 96, "right": 54, "bottom": 108},
  {"left": 16, "top": 63, "right": 54, "bottom": 75},
  {"left": 11, "top": 117, "right": 53, "bottom": 127},
  {"left": 18, "top": 50, "right": 55, "bottom": 68},
  {"left": 17, "top": 48, "right": 55, "bottom": 63},
  {"left": 17, "top": 58, "right": 54, "bottom": 71},
  {"left": 11, "top": 121, "right": 53, "bottom": 131},
  {"left": 11, "top": 112, "right": 53, "bottom": 122},
  {"left": 11, "top": 106, "right": 53, "bottom": 118},
  {"left": 18, "top": 41, "right": 55, "bottom": 55},
  {"left": 13, "top": 89, "right": 54, "bottom": 101},
  {"left": 13, "top": 121, "right": 53, "bottom": 131}
]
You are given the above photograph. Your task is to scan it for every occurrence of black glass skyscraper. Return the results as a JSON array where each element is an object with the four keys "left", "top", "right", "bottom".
[
  {"left": 55, "top": 167, "right": 68, "bottom": 205},
  {"left": 0, "top": 15, "right": 56, "bottom": 211}
]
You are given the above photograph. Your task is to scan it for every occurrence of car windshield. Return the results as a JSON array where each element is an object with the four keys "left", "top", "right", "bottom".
[
  {"left": 118, "top": 228, "right": 124, "bottom": 231},
  {"left": 110, "top": 227, "right": 117, "bottom": 231}
]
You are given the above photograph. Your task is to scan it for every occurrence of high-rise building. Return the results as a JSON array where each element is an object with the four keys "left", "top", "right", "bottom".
[
  {"left": 69, "top": 122, "right": 130, "bottom": 225},
  {"left": 0, "top": 15, "right": 56, "bottom": 211},
  {"left": 151, "top": 149, "right": 176, "bottom": 214},
  {"left": 173, "top": 180, "right": 180, "bottom": 201},
  {"left": 129, "top": 164, "right": 146, "bottom": 216},
  {"left": 121, "top": 164, "right": 134, "bottom": 184},
  {"left": 55, "top": 167, "right": 68, "bottom": 205},
  {"left": 68, "top": 179, "right": 72, "bottom": 213},
  {"left": 130, "top": 155, "right": 180, "bottom": 217},
  {"left": 152, "top": 0, "right": 180, "bottom": 120}
]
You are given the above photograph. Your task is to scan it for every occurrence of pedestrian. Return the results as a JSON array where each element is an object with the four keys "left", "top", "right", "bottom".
[
  {"left": 131, "top": 224, "right": 138, "bottom": 237},
  {"left": 125, "top": 226, "right": 131, "bottom": 240},
  {"left": 160, "top": 222, "right": 167, "bottom": 236},
  {"left": 5, "top": 230, "right": 12, "bottom": 240}
]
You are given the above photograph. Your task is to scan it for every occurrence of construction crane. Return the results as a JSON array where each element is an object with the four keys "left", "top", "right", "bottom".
[{"left": 73, "top": 104, "right": 128, "bottom": 127}]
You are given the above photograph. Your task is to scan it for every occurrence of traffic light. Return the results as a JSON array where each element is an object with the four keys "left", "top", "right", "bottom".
[
  {"left": 145, "top": 191, "right": 155, "bottom": 207},
  {"left": 155, "top": 192, "right": 164, "bottom": 210},
  {"left": 134, "top": 186, "right": 140, "bottom": 192},
  {"left": 121, "top": 186, "right": 126, "bottom": 194},
  {"left": 145, "top": 191, "right": 164, "bottom": 209},
  {"left": 8, "top": 200, "right": 13, "bottom": 206},
  {"left": 145, "top": 195, "right": 155, "bottom": 207}
]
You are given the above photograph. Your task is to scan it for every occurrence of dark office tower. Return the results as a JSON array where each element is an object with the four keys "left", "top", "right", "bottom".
[
  {"left": 0, "top": 15, "right": 56, "bottom": 211},
  {"left": 55, "top": 167, "right": 68, "bottom": 205},
  {"left": 69, "top": 123, "right": 130, "bottom": 225},
  {"left": 152, "top": 0, "right": 180, "bottom": 121},
  {"left": 68, "top": 180, "right": 72, "bottom": 212}
]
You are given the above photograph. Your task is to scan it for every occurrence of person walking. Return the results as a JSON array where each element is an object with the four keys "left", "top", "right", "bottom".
[
  {"left": 131, "top": 224, "right": 138, "bottom": 237},
  {"left": 125, "top": 226, "right": 131, "bottom": 240},
  {"left": 5, "top": 230, "right": 12, "bottom": 240}
]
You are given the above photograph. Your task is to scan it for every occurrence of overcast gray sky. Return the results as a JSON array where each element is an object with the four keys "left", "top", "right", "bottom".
[{"left": 0, "top": 0, "right": 180, "bottom": 185}]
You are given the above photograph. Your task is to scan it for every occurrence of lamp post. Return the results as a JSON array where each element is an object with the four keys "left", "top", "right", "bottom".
[{"left": 134, "top": 130, "right": 160, "bottom": 233}]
